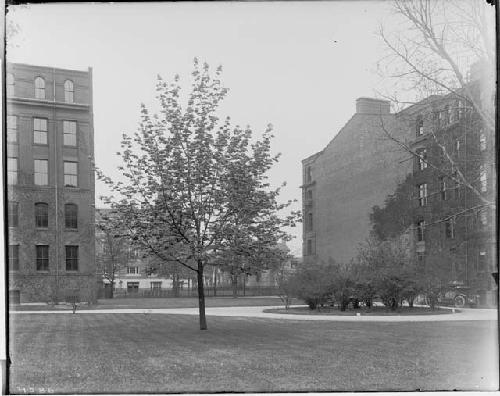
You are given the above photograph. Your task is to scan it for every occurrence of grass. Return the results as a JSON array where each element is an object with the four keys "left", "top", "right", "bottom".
[
  {"left": 10, "top": 296, "right": 292, "bottom": 311},
  {"left": 8, "top": 313, "right": 498, "bottom": 393},
  {"left": 264, "top": 306, "right": 453, "bottom": 316}
]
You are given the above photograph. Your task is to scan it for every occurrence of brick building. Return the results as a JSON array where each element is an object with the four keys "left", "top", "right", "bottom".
[
  {"left": 401, "top": 82, "right": 496, "bottom": 305},
  {"left": 7, "top": 63, "right": 96, "bottom": 303},
  {"left": 301, "top": 98, "right": 411, "bottom": 263}
]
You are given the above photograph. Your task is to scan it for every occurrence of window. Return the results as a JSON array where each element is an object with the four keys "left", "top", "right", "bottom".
[
  {"left": 478, "top": 251, "right": 487, "bottom": 272},
  {"left": 8, "top": 202, "right": 19, "bottom": 227},
  {"left": 36, "top": 245, "right": 49, "bottom": 271},
  {"left": 64, "top": 80, "right": 74, "bottom": 103},
  {"left": 455, "top": 139, "right": 460, "bottom": 155},
  {"left": 7, "top": 73, "right": 14, "bottom": 96},
  {"left": 64, "top": 162, "right": 78, "bottom": 187},
  {"left": 479, "top": 209, "right": 488, "bottom": 226},
  {"left": 35, "top": 77, "right": 45, "bottom": 99},
  {"left": 417, "top": 183, "right": 428, "bottom": 206},
  {"left": 34, "top": 118, "right": 48, "bottom": 145},
  {"left": 66, "top": 246, "right": 79, "bottom": 271},
  {"left": 416, "top": 115, "right": 424, "bottom": 136},
  {"left": 437, "top": 111, "right": 444, "bottom": 128},
  {"left": 63, "top": 121, "right": 77, "bottom": 146},
  {"left": 7, "top": 115, "right": 17, "bottom": 143},
  {"left": 439, "top": 177, "right": 447, "bottom": 200},
  {"left": 9, "top": 245, "right": 20, "bottom": 271},
  {"left": 127, "top": 282, "right": 139, "bottom": 292},
  {"left": 416, "top": 149, "right": 427, "bottom": 170},
  {"left": 480, "top": 132, "right": 486, "bottom": 151},
  {"left": 444, "top": 105, "right": 450, "bottom": 125},
  {"left": 34, "top": 159, "right": 49, "bottom": 185},
  {"left": 306, "top": 190, "right": 313, "bottom": 201},
  {"left": 35, "top": 203, "right": 49, "bottom": 228},
  {"left": 454, "top": 99, "right": 460, "bottom": 120},
  {"left": 480, "top": 166, "right": 487, "bottom": 192},
  {"left": 307, "top": 212, "right": 313, "bottom": 231},
  {"left": 416, "top": 252, "right": 425, "bottom": 267},
  {"left": 65, "top": 203, "right": 78, "bottom": 229},
  {"left": 150, "top": 281, "right": 162, "bottom": 290},
  {"left": 416, "top": 221, "right": 425, "bottom": 242},
  {"left": 8, "top": 157, "right": 18, "bottom": 185},
  {"left": 306, "top": 239, "right": 313, "bottom": 255},
  {"left": 127, "top": 266, "right": 139, "bottom": 275},
  {"left": 445, "top": 218, "right": 455, "bottom": 239}
]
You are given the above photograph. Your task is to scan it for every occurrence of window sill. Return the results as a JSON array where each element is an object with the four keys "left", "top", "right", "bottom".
[
  {"left": 36, "top": 227, "right": 49, "bottom": 230},
  {"left": 33, "top": 143, "right": 49, "bottom": 147},
  {"left": 65, "top": 228, "right": 78, "bottom": 232}
]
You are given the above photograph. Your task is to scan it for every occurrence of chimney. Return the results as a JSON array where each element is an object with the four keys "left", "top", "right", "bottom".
[{"left": 355, "top": 97, "right": 391, "bottom": 115}]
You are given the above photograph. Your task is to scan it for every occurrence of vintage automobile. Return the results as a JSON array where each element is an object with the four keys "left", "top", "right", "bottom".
[{"left": 440, "top": 284, "right": 479, "bottom": 307}]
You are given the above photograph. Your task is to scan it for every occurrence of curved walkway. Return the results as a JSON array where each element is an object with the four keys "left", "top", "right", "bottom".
[{"left": 11, "top": 305, "right": 497, "bottom": 322}]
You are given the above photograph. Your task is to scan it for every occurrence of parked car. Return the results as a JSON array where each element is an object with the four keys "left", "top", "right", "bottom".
[{"left": 440, "top": 285, "right": 479, "bottom": 307}]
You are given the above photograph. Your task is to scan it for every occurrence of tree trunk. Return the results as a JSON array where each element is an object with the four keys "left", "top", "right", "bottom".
[
  {"left": 173, "top": 273, "right": 180, "bottom": 297},
  {"left": 197, "top": 261, "right": 207, "bottom": 330},
  {"left": 213, "top": 268, "right": 217, "bottom": 297},
  {"left": 231, "top": 274, "right": 238, "bottom": 298}
]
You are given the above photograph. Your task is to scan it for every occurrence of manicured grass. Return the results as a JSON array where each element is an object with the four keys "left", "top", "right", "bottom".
[
  {"left": 11, "top": 296, "right": 293, "bottom": 311},
  {"left": 264, "top": 306, "right": 453, "bottom": 316},
  {"left": 8, "top": 313, "right": 497, "bottom": 393}
]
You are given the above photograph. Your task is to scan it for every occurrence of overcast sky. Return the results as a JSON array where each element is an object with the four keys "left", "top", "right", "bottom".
[{"left": 7, "top": 1, "right": 405, "bottom": 255}]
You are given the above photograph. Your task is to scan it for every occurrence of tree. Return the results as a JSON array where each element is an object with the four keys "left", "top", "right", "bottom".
[
  {"left": 357, "top": 236, "right": 416, "bottom": 310},
  {"left": 98, "top": 59, "right": 298, "bottom": 330},
  {"left": 289, "top": 261, "right": 336, "bottom": 310},
  {"left": 377, "top": 0, "right": 495, "bottom": 209},
  {"left": 95, "top": 210, "right": 130, "bottom": 298}
]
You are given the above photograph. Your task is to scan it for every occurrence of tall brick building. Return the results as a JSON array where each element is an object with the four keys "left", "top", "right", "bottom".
[
  {"left": 301, "top": 98, "right": 411, "bottom": 263},
  {"left": 7, "top": 63, "right": 96, "bottom": 303},
  {"left": 401, "top": 80, "right": 496, "bottom": 305}
]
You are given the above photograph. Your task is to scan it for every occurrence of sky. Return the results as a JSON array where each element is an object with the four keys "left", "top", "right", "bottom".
[{"left": 7, "top": 1, "right": 403, "bottom": 256}]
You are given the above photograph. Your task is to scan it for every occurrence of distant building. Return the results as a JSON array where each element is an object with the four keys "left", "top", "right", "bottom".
[
  {"left": 95, "top": 208, "right": 179, "bottom": 297},
  {"left": 7, "top": 63, "right": 96, "bottom": 303},
  {"left": 301, "top": 98, "right": 411, "bottom": 263}
]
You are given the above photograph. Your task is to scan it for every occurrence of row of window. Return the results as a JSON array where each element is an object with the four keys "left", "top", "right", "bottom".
[
  {"left": 417, "top": 170, "right": 488, "bottom": 207},
  {"left": 7, "top": 74, "right": 75, "bottom": 103},
  {"left": 7, "top": 117, "right": 78, "bottom": 146},
  {"left": 125, "top": 282, "right": 163, "bottom": 291},
  {"left": 8, "top": 245, "right": 79, "bottom": 272},
  {"left": 415, "top": 100, "right": 469, "bottom": 137},
  {"left": 415, "top": 136, "right": 487, "bottom": 172},
  {"left": 416, "top": 209, "right": 488, "bottom": 243},
  {"left": 7, "top": 158, "right": 78, "bottom": 187},
  {"left": 8, "top": 202, "right": 78, "bottom": 229}
]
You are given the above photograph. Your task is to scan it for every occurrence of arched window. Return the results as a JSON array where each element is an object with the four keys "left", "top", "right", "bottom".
[
  {"left": 64, "top": 80, "right": 74, "bottom": 103},
  {"left": 35, "top": 77, "right": 45, "bottom": 99},
  {"left": 7, "top": 73, "right": 15, "bottom": 97},
  {"left": 416, "top": 115, "right": 423, "bottom": 136},
  {"left": 35, "top": 202, "right": 49, "bottom": 228},
  {"left": 65, "top": 203, "right": 78, "bottom": 229}
]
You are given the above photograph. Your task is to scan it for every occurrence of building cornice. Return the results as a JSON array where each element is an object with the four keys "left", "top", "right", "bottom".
[{"left": 7, "top": 97, "right": 90, "bottom": 110}]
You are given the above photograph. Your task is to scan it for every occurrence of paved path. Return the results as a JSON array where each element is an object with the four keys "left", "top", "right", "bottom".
[{"left": 11, "top": 305, "right": 497, "bottom": 322}]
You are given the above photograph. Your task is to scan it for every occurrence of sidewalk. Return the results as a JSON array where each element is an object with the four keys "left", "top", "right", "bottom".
[{"left": 10, "top": 305, "right": 497, "bottom": 322}]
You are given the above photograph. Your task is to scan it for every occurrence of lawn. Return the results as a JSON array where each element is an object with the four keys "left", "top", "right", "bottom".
[
  {"left": 8, "top": 313, "right": 498, "bottom": 393},
  {"left": 264, "top": 306, "right": 453, "bottom": 315},
  {"left": 10, "top": 296, "right": 292, "bottom": 311}
]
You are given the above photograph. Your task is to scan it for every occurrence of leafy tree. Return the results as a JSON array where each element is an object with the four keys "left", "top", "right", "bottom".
[
  {"left": 357, "top": 236, "right": 416, "bottom": 310},
  {"left": 98, "top": 59, "right": 298, "bottom": 330},
  {"left": 95, "top": 210, "right": 130, "bottom": 298}
]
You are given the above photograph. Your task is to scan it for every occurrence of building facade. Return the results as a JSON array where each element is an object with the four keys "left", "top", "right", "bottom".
[
  {"left": 301, "top": 98, "right": 411, "bottom": 264},
  {"left": 403, "top": 84, "right": 496, "bottom": 305},
  {"left": 7, "top": 63, "right": 96, "bottom": 303}
]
